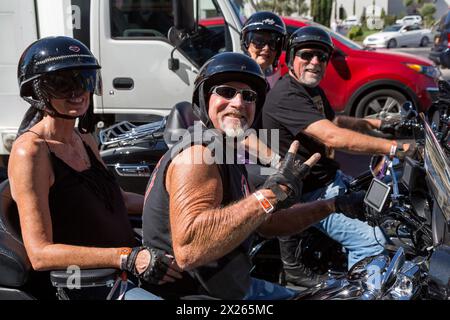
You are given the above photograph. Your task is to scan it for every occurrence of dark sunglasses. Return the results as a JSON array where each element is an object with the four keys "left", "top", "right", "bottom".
[
  {"left": 210, "top": 85, "right": 257, "bottom": 103},
  {"left": 40, "top": 69, "right": 102, "bottom": 99},
  {"left": 248, "top": 32, "right": 282, "bottom": 51},
  {"left": 295, "top": 49, "right": 329, "bottom": 63}
]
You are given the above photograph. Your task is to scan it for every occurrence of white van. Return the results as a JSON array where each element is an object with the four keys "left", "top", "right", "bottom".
[{"left": 0, "top": 0, "right": 247, "bottom": 172}]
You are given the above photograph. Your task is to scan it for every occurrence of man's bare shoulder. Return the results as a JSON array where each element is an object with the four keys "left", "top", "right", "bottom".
[{"left": 171, "top": 144, "right": 216, "bottom": 167}]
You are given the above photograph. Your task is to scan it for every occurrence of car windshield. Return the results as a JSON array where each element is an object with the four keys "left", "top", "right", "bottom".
[
  {"left": 423, "top": 117, "right": 450, "bottom": 222},
  {"left": 230, "top": 3, "right": 363, "bottom": 50},
  {"left": 384, "top": 25, "right": 402, "bottom": 32},
  {"left": 229, "top": 0, "right": 248, "bottom": 26}
]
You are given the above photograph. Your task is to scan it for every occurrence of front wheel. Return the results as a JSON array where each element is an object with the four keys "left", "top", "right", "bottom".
[
  {"left": 420, "top": 37, "right": 429, "bottom": 47},
  {"left": 354, "top": 89, "right": 407, "bottom": 119},
  {"left": 387, "top": 39, "right": 397, "bottom": 48}
]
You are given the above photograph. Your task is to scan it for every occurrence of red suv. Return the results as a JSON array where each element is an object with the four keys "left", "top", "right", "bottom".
[{"left": 201, "top": 17, "right": 439, "bottom": 118}]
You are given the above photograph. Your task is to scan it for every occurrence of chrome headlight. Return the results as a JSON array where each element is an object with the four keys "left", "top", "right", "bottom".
[{"left": 385, "top": 261, "right": 421, "bottom": 300}]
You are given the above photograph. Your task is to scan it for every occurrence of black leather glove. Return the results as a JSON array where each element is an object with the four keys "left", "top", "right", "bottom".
[
  {"left": 125, "top": 247, "right": 172, "bottom": 284},
  {"left": 262, "top": 150, "right": 311, "bottom": 210},
  {"left": 334, "top": 191, "right": 366, "bottom": 220},
  {"left": 394, "top": 142, "right": 417, "bottom": 161},
  {"left": 379, "top": 117, "right": 401, "bottom": 135}
]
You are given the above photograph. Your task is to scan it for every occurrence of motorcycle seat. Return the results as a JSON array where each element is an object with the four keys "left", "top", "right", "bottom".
[
  {"left": 163, "top": 101, "right": 199, "bottom": 148},
  {"left": 0, "top": 180, "right": 31, "bottom": 288}
]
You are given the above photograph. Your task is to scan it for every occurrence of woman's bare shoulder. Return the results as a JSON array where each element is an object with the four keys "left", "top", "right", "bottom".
[{"left": 11, "top": 131, "right": 51, "bottom": 159}]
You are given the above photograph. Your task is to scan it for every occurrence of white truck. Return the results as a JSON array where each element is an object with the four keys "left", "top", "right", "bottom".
[{"left": 0, "top": 0, "right": 248, "bottom": 174}]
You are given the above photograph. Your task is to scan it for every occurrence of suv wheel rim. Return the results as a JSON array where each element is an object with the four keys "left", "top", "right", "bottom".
[{"left": 364, "top": 96, "right": 401, "bottom": 119}]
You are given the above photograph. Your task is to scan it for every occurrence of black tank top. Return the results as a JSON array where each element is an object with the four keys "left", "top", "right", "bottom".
[
  {"left": 29, "top": 130, "right": 136, "bottom": 247},
  {"left": 142, "top": 127, "right": 253, "bottom": 299}
]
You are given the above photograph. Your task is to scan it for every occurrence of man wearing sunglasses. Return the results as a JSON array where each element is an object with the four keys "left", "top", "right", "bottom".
[
  {"left": 261, "top": 26, "right": 414, "bottom": 288},
  {"left": 141, "top": 52, "right": 364, "bottom": 300}
]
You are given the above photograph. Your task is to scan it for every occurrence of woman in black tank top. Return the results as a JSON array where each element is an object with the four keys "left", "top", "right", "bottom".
[{"left": 9, "top": 36, "right": 180, "bottom": 299}]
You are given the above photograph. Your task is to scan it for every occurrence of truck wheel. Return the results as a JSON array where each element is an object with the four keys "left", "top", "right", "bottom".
[
  {"left": 420, "top": 37, "right": 429, "bottom": 47},
  {"left": 387, "top": 39, "right": 397, "bottom": 48},
  {"left": 354, "top": 89, "right": 407, "bottom": 119}
]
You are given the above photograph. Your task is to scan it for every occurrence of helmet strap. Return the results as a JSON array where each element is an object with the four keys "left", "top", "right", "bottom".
[
  {"left": 198, "top": 83, "right": 212, "bottom": 128},
  {"left": 31, "top": 79, "right": 80, "bottom": 120}
]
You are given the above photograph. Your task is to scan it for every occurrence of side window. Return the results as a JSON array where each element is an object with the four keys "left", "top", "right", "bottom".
[
  {"left": 109, "top": 0, "right": 229, "bottom": 67},
  {"left": 178, "top": 0, "right": 229, "bottom": 67},
  {"left": 110, "top": 0, "right": 173, "bottom": 38}
]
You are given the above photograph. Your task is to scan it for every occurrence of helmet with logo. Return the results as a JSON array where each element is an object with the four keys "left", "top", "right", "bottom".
[
  {"left": 17, "top": 36, "right": 102, "bottom": 134},
  {"left": 192, "top": 52, "right": 268, "bottom": 128},
  {"left": 240, "top": 12, "right": 287, "bottom": 68},
  {"left": 285, "top": 26, "right": 334, "bottom": 68}
]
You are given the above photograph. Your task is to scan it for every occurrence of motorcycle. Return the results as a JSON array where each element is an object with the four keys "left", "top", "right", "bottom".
[
  {"left": 294, "top": 96, "right": 450, "bottom": 300},
  {"left": 96, "top": 84, "right": 449, "bottom": 298}
]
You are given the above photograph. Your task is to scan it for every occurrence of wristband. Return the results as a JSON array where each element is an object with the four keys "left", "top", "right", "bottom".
[
  {"left": 389, "top": 144, "right": 397, "bottom": 159},
  {"left": 253, "top": 191, "right": 275, "bottom": 214},
  {"left": 118, "top": 247, "right": 132, "bottom": 270}
]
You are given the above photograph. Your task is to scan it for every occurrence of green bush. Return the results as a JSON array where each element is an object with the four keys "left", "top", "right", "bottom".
[
  {"left": 348, "top": 26, "right": 363, "bottom": 40},
  {"left": 384, "top": 15, "right": 397, "bottom": 27}
]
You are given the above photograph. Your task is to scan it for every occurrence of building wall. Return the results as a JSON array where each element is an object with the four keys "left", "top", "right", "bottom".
[
  {"left": 310, "top": 0, "right": 449, "bottom": 23},
  {"left": 435, "top": 0, "right": 450, "bottom": 20},
  {"left": 386, "top": 0, "right": 407, "bottom": 17},
  {"left": 330, "top": 0, "right": 389, "bottom": 22},
  {"left": 252, "top": 0, "right": 449, "bottom": 22}
]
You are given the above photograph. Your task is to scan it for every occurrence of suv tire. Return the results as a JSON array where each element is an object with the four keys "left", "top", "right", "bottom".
[{"left": 355, "top": 89, "right": 407, "bottom": 118}]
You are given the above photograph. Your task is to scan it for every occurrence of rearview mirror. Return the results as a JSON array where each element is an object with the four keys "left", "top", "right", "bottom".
[
  {"left": 172, "top": 0, "right": 197, "bottom": 35},
  {"left": 400, "top": 102, "right": 418, "bottom": 120}
]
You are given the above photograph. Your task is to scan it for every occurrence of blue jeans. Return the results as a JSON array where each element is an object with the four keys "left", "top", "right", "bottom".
[
  {"left": 244, "top": 278, "right": 298, "bottom": 300},
  {"left": 123, "top": 281, "right": 163, "bottom": 300},
  {"left": 61, "top": 280, "right": 162, "bottom": 300},
  {"left": 303, "top": 170, "right": 387, "bottom": 268}
]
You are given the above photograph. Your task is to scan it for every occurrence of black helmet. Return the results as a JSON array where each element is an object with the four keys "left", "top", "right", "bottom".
[
  {"left": 192, "top": 52, "right": 267, "bottom": 128},
  {"left": 241, "top": 12, "right": 287, "bottom": 68},
  {"left": 285, "top": 26, "right": 334, "bottom": 68},
  {"left": 16, "top": 36, "right": 101, "bottom": 135},
  {"left": 18, "top": 36, "right": 101, "bottom": 99}
]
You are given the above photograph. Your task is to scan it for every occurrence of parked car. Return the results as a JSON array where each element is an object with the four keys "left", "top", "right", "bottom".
[
  {"left": 363, "top": 24, "right": 432, "bottom": 48},
  {"left": 429, "top": 11, "right": 450, "bottom": 68},
  {"left": 396, "top": 15, "right": 422, "bottom": 26},
  {"left": 342, "top": 16, "right": 361, "bottom": 27},
  {"left": 201, "top": 16, "right": 439, "bottom": 119}
]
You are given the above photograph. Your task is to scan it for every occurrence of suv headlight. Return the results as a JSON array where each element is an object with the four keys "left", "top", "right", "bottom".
[{"left": 405, "top": 63, "right": 441, "bottom": 79}]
